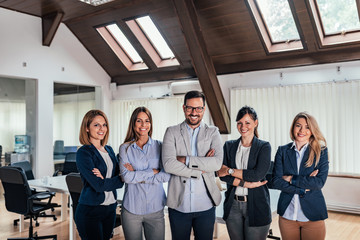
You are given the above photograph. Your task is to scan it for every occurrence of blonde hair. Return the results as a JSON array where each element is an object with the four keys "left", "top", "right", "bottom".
[
  {"left": 290, "top": 112, "right": 327, "bottom": 167},
  {"left": 124, "top": 107, "right": 153, "bottom": 147},
  {"left": 79, "top": 109, "right": 109, "bottom": 146}
]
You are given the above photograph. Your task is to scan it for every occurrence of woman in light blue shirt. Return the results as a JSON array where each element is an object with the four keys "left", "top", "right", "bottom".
[{"left": 119, "top": 106, "right": 170, "bottom": 240}]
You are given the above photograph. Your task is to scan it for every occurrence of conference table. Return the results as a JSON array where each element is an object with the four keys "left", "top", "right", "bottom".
[{"left": 25, "top": 176, "right": 280, "bottom": 240}]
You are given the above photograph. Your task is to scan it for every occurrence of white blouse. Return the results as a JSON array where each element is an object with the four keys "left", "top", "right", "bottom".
[{"left": 235, "top": 141, "right": 251, "bottom": 196}]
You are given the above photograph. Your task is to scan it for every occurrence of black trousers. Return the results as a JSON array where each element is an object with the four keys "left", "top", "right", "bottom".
[
  {"left": 168, "top": 207, "right": 215, "bottom": 240},
  {"left": 75, "top": 202, "right": 117, "bottom": 240}
]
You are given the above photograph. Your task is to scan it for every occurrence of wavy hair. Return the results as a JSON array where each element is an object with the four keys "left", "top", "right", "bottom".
[{"left": 290, "top": 112, "right": 327, "bottom": 167}]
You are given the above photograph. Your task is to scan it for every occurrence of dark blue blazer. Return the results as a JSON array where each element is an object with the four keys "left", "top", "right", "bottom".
[
  {"left": 76, "top": 144, "right": 124, "bottom": 206},
  {"left": 272, "top": 143, "right": 329, "bottom": 221},
  {"left": 220, "top": 136, "right": 272, "bottom": 227}
]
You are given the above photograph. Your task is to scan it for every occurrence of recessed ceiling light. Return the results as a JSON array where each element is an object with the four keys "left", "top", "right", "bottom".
[{"left": 79, "top": 0, "right": 114, "bottom": 6}]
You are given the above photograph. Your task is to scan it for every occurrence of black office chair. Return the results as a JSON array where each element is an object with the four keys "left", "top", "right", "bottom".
[
  {"left": 62, "top": 152, "right": 78, "bottom": 175},
  {"left": 54, "top": 152, "right": 78, "bottom": 176},
  {"left": 53, "top": 140, "right": 65, "bottom": 160},
  {"left": 65, "top": 173, "right": 121, "bottom": 238},
  {"left": 65, "top": 173, "right": 83, "bottom": 219},
  {"left": 266, "top": 161, "right": 281, "bottom": 240},
  {"left": 0, "top": 166, "right": 58, "bottom": 240},
  {"left": 10, "top": 161, "right": 59, "bottom": 227},
  {"left": 0, "top": 145, "right": 2, "bottom": 166}
]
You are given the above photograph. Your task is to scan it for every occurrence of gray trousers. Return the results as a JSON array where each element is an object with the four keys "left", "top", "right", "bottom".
[
  {"left": 121, "top": 207, "right": 165, "bottom": 240},
  {"left": 225, "top": 200, "right": 270, "bottom": 240}
]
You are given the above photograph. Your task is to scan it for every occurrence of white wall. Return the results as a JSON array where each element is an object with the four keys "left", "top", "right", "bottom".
[
  {"left": 113, "top": 61, "right": 360, "bottom": 111},
  {"left": 323, "top": 176, "right": 360, "bottom": 214},
  {"left": 0, "top": 8, "right": 111, "bottom": 177}
]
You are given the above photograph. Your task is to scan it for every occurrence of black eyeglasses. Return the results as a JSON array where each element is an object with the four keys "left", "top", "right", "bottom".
[{"left": 185, "top": 106, "right": 204, "bottom": 113}]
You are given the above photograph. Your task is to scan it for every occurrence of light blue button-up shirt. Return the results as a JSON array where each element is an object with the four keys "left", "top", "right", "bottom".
[
  {"left": 283, "top": 142, "right": 310, "bottom": 222},
  {"left": 176, "top": 124, "right": 213, "bottom": 213},
  {"left": 119, "top": 138, "right": 171, "bottom": 215}
]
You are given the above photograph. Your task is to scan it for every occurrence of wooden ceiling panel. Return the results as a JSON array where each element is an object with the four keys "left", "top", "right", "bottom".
[{"left": 2, "top": 0, "right": 360, "bottom": 86}]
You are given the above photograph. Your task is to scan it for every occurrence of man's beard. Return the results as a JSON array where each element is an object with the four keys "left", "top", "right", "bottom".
[{"left": 186, "top": 115, "right": 201, "bottom": 126}]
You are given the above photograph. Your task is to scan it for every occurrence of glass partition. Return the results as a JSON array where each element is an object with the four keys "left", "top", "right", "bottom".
[
  {"left": 53, "top": 83, "right": 96, "bottom": 150},
  {"left": 0, "top": 77, "right": 36, "bottom": 166}
]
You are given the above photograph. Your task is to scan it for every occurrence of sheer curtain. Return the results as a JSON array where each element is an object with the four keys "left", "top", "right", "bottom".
[
  {"left": 231, "top": 80, "right": 360, "bottom": 174},
  {"left": 0, "top": 101, "right": 26, "bottom": 152},
  {"left": 53, "top": 100, "right": 95, "bottom": 146},
  {"left": 109, "top": 96, "right": 211, "bottom": 152}
]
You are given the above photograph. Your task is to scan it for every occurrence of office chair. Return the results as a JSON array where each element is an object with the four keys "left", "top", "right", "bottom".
[
  {"left": 10, "top": 161, "right": 59, "bottom": 227},
  {"left": 53, "top": 140, "right": 65, "bottom": 160},
  {"left": 0, "top": 166, "right": 58, "bottom": 240},
  {"left": 65, "top": 173, "right": 121, "bottom": 238},
  {"left": 266, "top": 161, "right": 281, "bottom": 240},
  {"left": 54, "top": 152, "right": 78, "bottom": 176},
  {"left": 0, "top": 145, "right": 2, "bottom": 166},
  {"left": 62, "top": 152, "right": 78, "bottom": 175},
  {"left": 65, "top": 173, "right": 83, "bottom": 219}
]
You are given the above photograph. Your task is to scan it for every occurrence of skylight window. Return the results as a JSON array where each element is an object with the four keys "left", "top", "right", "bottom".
[
  {"left": 255, "top": 0, "right": 300, "bottom": 43},
  {"left": 246, "top": 0, "right": 304, "bottom": 53},
  {"left": 308, "top": 0, "right": 360, "bottom": 46},
  {"left": 126, "top": 15, "right": 180, "bottom": 68},
  {"left": 96, "top": 23, "right": 148, "bottom": 71},
  {"left": 315, "top": 0, "right": 360, "bottom": 35},
  {"left": 135, "top": 16, "right": 175, "bottom": 59},
  {"left": 106, "top": 24, "right": 143, "bottom": 63}
]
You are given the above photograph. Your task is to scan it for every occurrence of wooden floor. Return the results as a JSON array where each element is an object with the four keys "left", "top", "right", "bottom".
[{"left": 1, "top": 191, "right": 359, "bottom": 240}]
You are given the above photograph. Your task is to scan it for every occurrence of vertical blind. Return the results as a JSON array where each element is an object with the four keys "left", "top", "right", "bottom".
[
  {"left": 0, "top": 101, "right": 25, "bottom": 152},
  {"left": 231, "top": 80, "right": 360, "bottom": 174},
  {"left": 53, "top": 100, "right": 95, "bottom": 146},
  {"left": 109, "top": 96, "right": 211, "bottom": 152}
]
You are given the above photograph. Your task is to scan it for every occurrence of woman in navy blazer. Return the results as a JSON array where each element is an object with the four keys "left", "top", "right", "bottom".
[
  {"left": 272, "top": 112, "right": 328, "bottom": 240},
  {"left": 218, "top": 106, "right": 271, "bottom": 240},
  {"left": 75, "top": 110, "right": 124, "bottom": 240}
]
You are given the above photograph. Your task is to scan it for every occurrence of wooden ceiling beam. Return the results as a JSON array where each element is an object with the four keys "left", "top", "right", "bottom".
[
  {"left": 172, "top": 0, "right": 230, "bottom": 134},
  {"left": 215, "top": 46, "right": 360, "bottom": 75},
  {"left": 292, "top": 0, "right": 318, "bottom": 51},
  {"left": 116, "top": 20, "right": 158, "bottom": 71},
  {"left": 42, "top": 11, "right": 64, "bottom": 46},
  {"left": 112, "top": 68, "right": 196, "bottom": 85}
]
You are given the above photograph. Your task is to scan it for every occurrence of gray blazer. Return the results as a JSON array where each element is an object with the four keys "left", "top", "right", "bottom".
[{"left": 162, "top": 121, "right": 223, "bottom": 209}]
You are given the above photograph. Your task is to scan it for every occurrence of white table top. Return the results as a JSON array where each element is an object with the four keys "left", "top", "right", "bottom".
[{"left": 28, "top": 175, "right": 68, "bottom": 193}]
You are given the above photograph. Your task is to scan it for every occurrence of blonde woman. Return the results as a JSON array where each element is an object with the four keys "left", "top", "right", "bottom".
[{"left": 272, "top": 112, "right": 329, "bottom": 240}]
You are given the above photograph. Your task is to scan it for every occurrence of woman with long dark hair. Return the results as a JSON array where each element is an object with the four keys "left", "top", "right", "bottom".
[
  {"left": 119, "top": 106, "right": 170, "bottom": 240},
  {"left": 218, "top": 106, "right": 271, "bottom": 240},
  {"left": 272, "top": 112, "right": 328, "bottom": 240}
]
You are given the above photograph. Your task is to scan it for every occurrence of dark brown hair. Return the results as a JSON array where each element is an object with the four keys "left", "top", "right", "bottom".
[
  {"left": 184, "top": 90, "right": 205, "bottom": 106},
  {"left": 236, "top": 106, "right": 259, "bottom": 138},
  {"left": 124, "top": 106, "right": 153, "bottom": 146}
]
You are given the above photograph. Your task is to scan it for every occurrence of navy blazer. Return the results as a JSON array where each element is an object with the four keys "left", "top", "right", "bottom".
[
  {"left": 76, "top": 144, "right": 124, "bottom": 206},
  {"left": 272, "top": 143, "right": 329, "bottom": 221},
  {"left": 220, "top": 136, "right": 272, "bottom": 227}
]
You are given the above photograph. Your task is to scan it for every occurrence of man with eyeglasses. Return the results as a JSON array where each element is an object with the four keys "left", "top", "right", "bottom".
[{"left": 162, "top": 90, "right": 223, "bottom": 240}]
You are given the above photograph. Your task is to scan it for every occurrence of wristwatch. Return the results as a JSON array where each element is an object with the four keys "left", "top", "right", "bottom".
[{"left": 228, "top": 168, "right": 234, "bottom": 175}]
